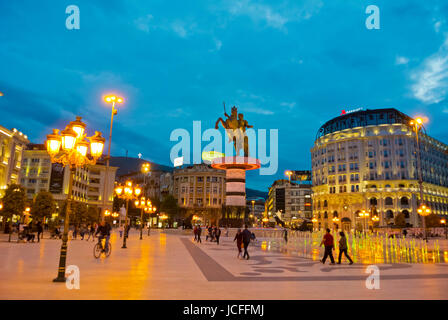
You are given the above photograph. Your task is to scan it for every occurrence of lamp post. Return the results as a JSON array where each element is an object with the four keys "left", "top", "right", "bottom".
[
  {"left": 441, "top": 218, "right": 447, "bottom": 239},
  {"left": 311, "top": 217, "right": 318, "bottom": 231},
  {"left": 102, "top": 95, "right": 124, "bottom": 220},
  {"left": 111, "top": 212, "right": 119, "bottom": 225},
  {"left": 417, "top": 204, "right": 431, "bottom": 240},
  {"left": 160, "top": 213, "right": 168, "bottom": 228},
  {"left": 359, "top": 210, "right": 369, "bottom": 232},
  {"left": 332, "top": 216, "right": 339, "bottom": 230},
  {"left": 134, "top": 197, "right": 152, "bottom": 240},
  {"left": 45, "top": 116, "right": 105, "bottom": 282},
  {"left": 262, "top": 217, "right": 269, "bottom": 227},
  {"left": 285, "top": 170, "right": 292, "bottom": 183},
  {"left": 114, "top": 181, "right": 142, "bottom": 248},
  {"left": 104, "top": 209, "right": 111, "bottom": 223},
  {"left": 410, "top": 117, "right": 428, "bottom": 241}
]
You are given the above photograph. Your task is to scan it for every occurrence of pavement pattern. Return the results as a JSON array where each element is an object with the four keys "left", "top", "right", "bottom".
[{"left": 1, "top": 229, "right": 448, "bottom": 299}]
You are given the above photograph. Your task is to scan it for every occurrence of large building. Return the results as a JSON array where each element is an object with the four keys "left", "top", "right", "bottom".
[
  {"left": 0, "top": 125, "right": 29, "bottom": 196},
  {"left": 21, "top": 144, "right": 118, "bottom": 216},
  {"left": 266, "top": 173, "right": 313, "bottom": 227},
  {"left": 173, "top": 163, "right": 226, "bottom": 225},
  {"left": 311, "top": 108, "right": 448, "bottom": 231}
]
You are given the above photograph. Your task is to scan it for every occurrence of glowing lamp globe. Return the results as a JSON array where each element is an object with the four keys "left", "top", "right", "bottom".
[
  {"left": 69, "top": 116, "right": 86, "bottom": 139},
  {"left": 60, "top": 126, "right": 77, "bottom": 151},
  {"left": 115, "top": 186, "right": 123, "bottom": 196},
  {"left": 89, "top": 131, "right": 105, "bottom": 158},
  {"left": 46, "top": 129, "right": 62, "bottom": 155},
  {"left": 76, "top": 140, "right": 89, "bottom": 157}
]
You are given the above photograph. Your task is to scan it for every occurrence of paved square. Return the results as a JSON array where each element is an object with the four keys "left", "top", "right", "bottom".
[{"left": 1, "top": 229, "right": 448, "bottom": 299}]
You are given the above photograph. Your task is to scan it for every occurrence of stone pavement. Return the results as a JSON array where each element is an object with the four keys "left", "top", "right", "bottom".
[{"left": 1, "top": 229, "right": 448, "bottom": 300}]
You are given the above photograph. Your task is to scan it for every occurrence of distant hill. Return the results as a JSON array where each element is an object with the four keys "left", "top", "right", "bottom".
[
  {"left": 109, "top": 157, "right": 268, "bottom": 199},
  {"left": 109, "top": 156, "right": 173, "bottom": 176},
  {"left": 246, "top": 188, "right": 268, "bottom": 200}
]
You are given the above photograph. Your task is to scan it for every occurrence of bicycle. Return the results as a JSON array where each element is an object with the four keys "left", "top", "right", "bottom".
[{"left": 93, "top": 237, "right": 112, "bottom": 258}]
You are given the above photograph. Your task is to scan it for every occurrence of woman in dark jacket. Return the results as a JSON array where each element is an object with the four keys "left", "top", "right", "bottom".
[
  {"left": 234, "top": 229, "right": 243, "bottom": 259},
  {"left": 338, "top": 231, "right": 353, "bottom": 265}
]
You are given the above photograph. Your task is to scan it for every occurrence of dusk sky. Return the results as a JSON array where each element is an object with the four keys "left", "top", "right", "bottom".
[{"left": 1, "top": 0, "right": 448, "bottom": 190}]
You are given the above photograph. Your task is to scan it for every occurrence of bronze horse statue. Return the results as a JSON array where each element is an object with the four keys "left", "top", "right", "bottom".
[{"left": 215, "top": 104, "right": 253, "bottom": 157}]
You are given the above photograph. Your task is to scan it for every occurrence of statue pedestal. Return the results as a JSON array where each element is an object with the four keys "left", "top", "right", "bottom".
[{"left": 211, "top": 156, "right": 260, "bottom": 209}]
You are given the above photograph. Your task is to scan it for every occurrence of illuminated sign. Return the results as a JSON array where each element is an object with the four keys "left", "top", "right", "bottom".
[
  {"left": 341, "top": 107, "right": 363, "bottom": 115},
  {"left": 201, "top": 151, "right": 225, "bottom": 163},
  {"left": 173, "top": 156, "right": 183, "bottom": 167}
]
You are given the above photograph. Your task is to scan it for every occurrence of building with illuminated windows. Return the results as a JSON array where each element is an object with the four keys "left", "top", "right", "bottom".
[
  {"left": 311, "top": 108, "right": 448, "bottom": 231},
  {"left": 0, "top": 125, "right": 29, "bottom": 197},
  {"left": 266, "top": 172, "right": 312, "bottom": 227},
  {"left": 21, "top": 144, "right": 117, "bottom": 216},
  {"left": 173, "top": 163, "right": 226, "bottom": 225}
]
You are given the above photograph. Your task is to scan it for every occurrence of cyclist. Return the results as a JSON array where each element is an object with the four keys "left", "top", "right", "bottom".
[{"left": 95, "top": 221, "right": 111, "bottom": 252}]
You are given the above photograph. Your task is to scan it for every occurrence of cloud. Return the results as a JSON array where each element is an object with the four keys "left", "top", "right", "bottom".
[
  {"left": 171, "top": 21, "right": 190, "bottom": 38},
  {"left": 244, "top": 107, "right": 274, "bottom": 115},
  {"left": 411, "top": 36, "right": 448, "bottom": 104},
  {"left": 134, "top": 14, "right": 154, "bottom": 33},
  {"left": 226, "top": 0, "right": 322, "bottom": 31},
  {"left": 434, "top": 21, "right": 442, "bottom": 33},
  {"left": 280, "top": 101, "right": 296, "bottom": 110},
  {"left": 395, "top": 56, "right": 409, "bottom": 65}
]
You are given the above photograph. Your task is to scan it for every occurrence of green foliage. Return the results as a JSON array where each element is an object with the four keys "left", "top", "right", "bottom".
[
  {"left": 70, "top": 202, "right": 88, "bottom": 224},
  {"left": 160, "top": 195, "right": 179, "bottom": 217},
  {"left": 394, "top": 212, "right": 406, "bottom": 227},
  {"left": 86, "top": 206, "right": 99, "bottom": 223},
  {"left": 1, "top": 184, "right": 26, "bottom": 219},
  {"left": 112, "top": 196, "right": 126, "bottom": 213},
  {"left": 297, "top": 220, "right": 313, "bottom": 231},
  {"left": 31, "top": 191, "right": 56, "bottom": 221},
  {"left": 425, "top": 214, "right": 442, "bottom": 228}
]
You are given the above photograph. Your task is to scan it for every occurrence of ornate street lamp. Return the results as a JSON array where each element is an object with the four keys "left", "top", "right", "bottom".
[
  {"left": 417, "top": 204, "right": 431, "bottom": 240},
  {"left": 101, "top": 95, "right": 124, "bottom": 219},
  {"left": 359, "top": 210, "right": 370, "bottom": 232},
  {"left": 285, "top": 170, "right": 293, "bottom": 183},
  {"left": 114, "top": 181, "right": 142, "bottom": 248},
  {"left": 410, "top": 117, "right": 429, "bottom": 240},
  {"left": 46, "top": 116, "right": 105, "bottom": 282},
  {"left": 134, "top": 196, "right": 153, "bottom": 240}
]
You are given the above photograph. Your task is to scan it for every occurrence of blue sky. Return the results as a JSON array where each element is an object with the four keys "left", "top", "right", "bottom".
[{"left": 1, "top": 0, "right": 448, "bottom": 191}]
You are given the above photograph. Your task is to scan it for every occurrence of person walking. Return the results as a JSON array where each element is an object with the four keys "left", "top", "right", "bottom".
[
  {"left": 193, "top": 225, "right": 198, "bottom": 242},
  {"left": 87, "top": 224, "right": 95, "bottom": 241},
  {"left": 320, "top": 228, "right": 335, "bottom": 265},
  {"left": 337, "top": 231, "right": 353, "bottom": 265},
  {"left": 36, "top": 221, "right": 43, "bottom": 243},
  {"left": 242, "top": 225, "right": 251, "bottom": 260},
  {"left": 197, "top": 225, "right": 202, "bottom": 243},
  {"left": 125, "top": 224, "right": 131, "bottom": 239},
  {"left": 119, "top": 224, "right": 124, "bottom": 238},
  {"left": 215, "top": 227, "right": 222, "bottom": 245},
  {"left": 234, "top": 229, "right": 243, "bottom": 259}
]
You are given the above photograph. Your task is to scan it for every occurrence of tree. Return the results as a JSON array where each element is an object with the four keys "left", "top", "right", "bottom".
[
  {"left": 160, "top": 195, "right": 179, "bottom": 218},
  {"left": 86, "top": 206, "right": 99, "bottom": 224},
  {"left": 394, "top": 212, "right": 406, "bottom": 227},
  {"left": 1, "top": 184, "right": 26, "bottom": 241},
  {"left": 425, "top": 214, "right": 441, "bottom": 228},
  {"left": 31, "top": 191, "right": 56, "bottom": 225},
  {"left": 70, "top": 202, "right": 88, "bottom": 225},
  {"left": 160, "top": 195, "right": 179, "bottom": 227}
]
